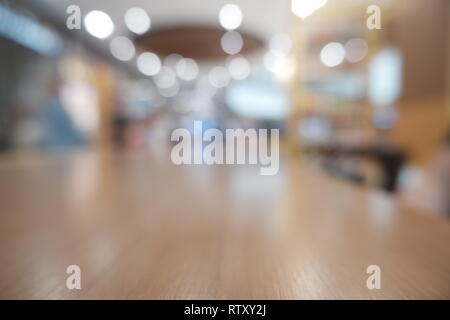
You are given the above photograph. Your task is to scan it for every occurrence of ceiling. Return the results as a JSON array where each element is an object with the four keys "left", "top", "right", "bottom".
[{"left": 35, "top": 0, "right": 294, "bottom": 43}]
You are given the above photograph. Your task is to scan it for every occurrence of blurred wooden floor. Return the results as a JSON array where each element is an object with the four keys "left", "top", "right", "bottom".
[{"left": 0, "top": 150, "right": 449, "bottom": 299}]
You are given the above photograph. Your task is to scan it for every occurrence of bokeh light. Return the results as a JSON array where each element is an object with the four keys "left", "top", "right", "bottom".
[
  {"left": 137, "top": 52, "right": 161, "bottom": 76},
  {"left": 84, "top": 10, "right": 114, "bottom": 39},
  {"left": 221, "top": 31, "right": 244, "bottom": 55},
  {"left": 153, "top": 66, "right": 177, "bottom": 89},
  {"left": 209, "top": 66, "right": 230, "bottom": 88},
  {"left": 125, "top": 8, "right": 151, "bottom": 35},
  {"left": 228, "top": 56, "right": 251, "bottom": 80},
  {"left": 320, "top": 42, "right": 346, "bottom": 67},
  {"left": 219, "top": 4, "right": 243, "bottom": 30},
  {"left": 291, "top": 0, "right": 328, "bottom": 19},
  {"left": 176, "top": 58, "right": 199, "bottom": 81},
  {"left": 345, "top": 38, "right": 369, "bottom": 63},
  {"left": 270, "top": 34, "right": 292, "bottom": 57},
  {"left": 110, "top": 36, "right": 135, "bottom": 61}
]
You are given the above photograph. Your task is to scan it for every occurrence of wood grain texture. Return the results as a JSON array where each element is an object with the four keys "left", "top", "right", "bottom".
[{"left": 0, "top": 150, "right": 449, "bottom": 299}]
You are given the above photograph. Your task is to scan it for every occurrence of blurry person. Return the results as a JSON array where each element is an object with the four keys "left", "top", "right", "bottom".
[
  {"left": 401, "top": 133, "right": 450, "bottom": 217},
  {"left": 37, "top": 76, "right": 85, "bottom": 149}
]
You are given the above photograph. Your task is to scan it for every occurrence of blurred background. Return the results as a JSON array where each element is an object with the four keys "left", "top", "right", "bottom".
[{"left": 0, "top": 0, "right": 449, "bottom": 216}]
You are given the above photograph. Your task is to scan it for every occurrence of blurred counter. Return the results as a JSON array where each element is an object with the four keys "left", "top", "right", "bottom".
[{"left": 0, "top": 149, "right": 449, "bottom": 299}]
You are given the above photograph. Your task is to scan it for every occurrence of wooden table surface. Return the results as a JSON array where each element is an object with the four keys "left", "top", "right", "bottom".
[{"left": 0, "top": 150, "right": 449, "bottom": 299}]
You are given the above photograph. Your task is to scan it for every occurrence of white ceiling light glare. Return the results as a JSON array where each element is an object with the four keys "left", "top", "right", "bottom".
[
  {"left": 110, "top": 36, "right": 135, "bottom": 61},
  {"left": 270, "top": 34, "right": 293, "bottom": 57},
  {"left": 175, "top": 58, "right": 199, "bottom": 81},
  {"left": 153, "top": 66, "right": 177, "bottom": 89},
  {"left": 137, "top": 52, "right": 161, "bottom": 76},
  {"left": 320, "top": 42, "right": 346, "bottom": 68},
  {"left": 291, "top": 0, "right": 328, "bottom": 19},
  {"left": 221, "top": 31, "right": 244, "bottom": 55},
  {"left": 227, "top": 56, "right": 251, "bottom": 80},
  {"left": 125, "top": 7, "right": 151, "bottom": 35},
  {"left": 219, "top": 4, "right": 243, "bottom": 31},
  {"left": 84, "top": 10, "right": 114, "bottom": 39},
  {"left": 344, "top": 38, "right": 369, "bottom": 63},
  {"left": 209, "top": 66, "right": 230, "bottom": 88}
]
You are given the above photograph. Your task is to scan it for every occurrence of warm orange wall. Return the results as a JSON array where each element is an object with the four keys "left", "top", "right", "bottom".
[
  {"left": 393, "top": 0, "right": 449, "bottom": 102},
  {"left": 392, "top": 98, "right": 449, "bottom": 165},
  {"left": 389, "top": 1, "right": 450, "bottom": 165}
]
